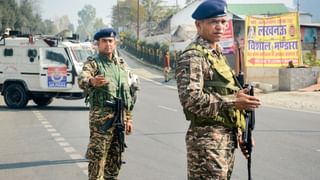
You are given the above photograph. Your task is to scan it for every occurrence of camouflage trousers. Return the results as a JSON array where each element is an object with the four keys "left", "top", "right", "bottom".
[
  {"left": 186, "top": 125, "right": 237, "bottom": 180},
  {"left": 86, "top": 109, "right": 122, "bottom": 180}
]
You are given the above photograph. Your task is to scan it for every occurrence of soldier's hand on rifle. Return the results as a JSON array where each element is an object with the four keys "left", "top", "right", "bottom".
[
  {"left": 239, "top": 136, "right": 256, "bottom": 159},
  {"left": 125, "top": 120, "right": 132, "bottom": 135},
  {"left": 234, "top": 89, "right": 261, "bottom": 110},
  {"left": 89, "top": 75, "right": 108, "bottom": 87}
]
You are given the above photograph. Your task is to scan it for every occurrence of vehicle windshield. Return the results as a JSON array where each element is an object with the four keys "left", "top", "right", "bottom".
[{"left": 72, "top": 48, "right": 94, "bottom": 63}]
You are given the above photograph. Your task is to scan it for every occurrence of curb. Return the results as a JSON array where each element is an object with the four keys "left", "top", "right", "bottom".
[
  {"left": 120, "top": 49, "right": 176, "bottom": 81},
  {"left": 119, "top": 49, "right": 163, "bottom": 72}
]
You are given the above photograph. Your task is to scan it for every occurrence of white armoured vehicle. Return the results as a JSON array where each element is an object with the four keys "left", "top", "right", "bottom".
[{"left": 0, "top": 30, "right": 93, "bottom": 108}]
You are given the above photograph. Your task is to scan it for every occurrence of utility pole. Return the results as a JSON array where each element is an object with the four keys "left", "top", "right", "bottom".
[
  {"left": 137, "top": 0, "right": 140, "bottom": 40},
  {"left": 297, "top": 0, "right": 304, "bottom": 65},
  {"left": 117, "top": 0, "right": 120, "bottom": 33},
  {"left": 176, "top": 0, "right": 178, "bottom": 11}
]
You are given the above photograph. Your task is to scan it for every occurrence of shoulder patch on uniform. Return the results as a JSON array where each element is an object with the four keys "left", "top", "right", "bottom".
[
  {"left": 117, "top": 57, "right": 124, "bottom": 64},
  {"left": 181, "top": 49, "right": 204, "bottom": 59},
  {"left": 87, "top": 56, "right": 95, "bottom": 61}
]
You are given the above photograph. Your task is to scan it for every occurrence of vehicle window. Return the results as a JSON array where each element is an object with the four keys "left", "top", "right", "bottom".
[
  {"left": 72, "top": 48, "right": 93, "bottom": 63},
  {"left": 42, "top": 48, "right": 70, "bottom": 66},
  {"left": 4, "top": 48, "right": 13, "bottom": 56},
  {"left": 28, "top": 49, "right": 37, "bottom": 58}
]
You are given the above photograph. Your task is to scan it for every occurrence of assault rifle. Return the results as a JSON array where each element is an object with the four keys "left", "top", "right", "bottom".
[
  {"left": 234, "top": 39, "right": 255, "bottom": 180},
  {"left": 113, "top": 97, "right": 126, "bottom": 154},
  {"left": 242, "top": 84, "right": 255, "bottom": 180},
  {"left": 100, "top": 96, "right": 126, "bottom": 165}
]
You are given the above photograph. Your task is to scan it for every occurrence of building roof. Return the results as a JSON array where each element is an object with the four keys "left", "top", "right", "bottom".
[
  {"left": 171, "top": 24, "right": 196, "bottom": 42},
  {"left": 300, "top": 23, "right": 320, "bottom": 27},
  {"left": 228, "top": 3, "right": 290, "bottom": 16}
]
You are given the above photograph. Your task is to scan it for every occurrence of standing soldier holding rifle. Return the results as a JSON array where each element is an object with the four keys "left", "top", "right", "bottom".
[
  {"left": 175, "top": 0, "right": 261, "bottom": 179},
  {"left": 78, "top": 28, "right": 134, "bottom": 180}
]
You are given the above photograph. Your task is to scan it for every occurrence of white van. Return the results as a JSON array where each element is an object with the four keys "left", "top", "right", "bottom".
[{"left": 0, "top": 31, "right": 93, "bottom": 108}]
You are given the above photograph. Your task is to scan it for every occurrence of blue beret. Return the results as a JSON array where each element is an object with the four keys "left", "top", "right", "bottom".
[
  {"left": 192, "top": 0, "right": 227, "bottom": 20},
  {"left": 94, "top": 28, "right": 117, "bottom": 40}
]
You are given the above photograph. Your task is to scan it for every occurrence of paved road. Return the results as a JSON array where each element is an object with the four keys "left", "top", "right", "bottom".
[
  {"left": 0, "top": 100, "right": 89, "bottom": 180},
  {"left": 120, "top": 49, "right": 320, "bottom": 114},
  {"left": 0, "top": 50, "right": 319, "bottom": 180}
]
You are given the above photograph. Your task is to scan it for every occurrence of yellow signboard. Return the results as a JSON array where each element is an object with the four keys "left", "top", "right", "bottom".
[{"left": 244, "top": 12, "right": 301, "bottom": 67}]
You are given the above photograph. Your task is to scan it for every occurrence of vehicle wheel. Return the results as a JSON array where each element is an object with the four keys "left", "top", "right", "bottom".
[
  {"left": 33, "top": 97, "right": 53, "bottom": 106},
  {"left": 4, "top": 84, "right": 29, "bottom": 108}
]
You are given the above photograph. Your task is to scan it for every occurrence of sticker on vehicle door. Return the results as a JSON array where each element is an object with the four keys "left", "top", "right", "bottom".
[{"left": 48, "top": 67, "right": 67, "bottom": 88}]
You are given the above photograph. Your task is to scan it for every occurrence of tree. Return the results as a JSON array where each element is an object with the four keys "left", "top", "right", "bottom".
[
  {"left": 55, "top": 15, "right": 73, "bottom": 33},
  {"left": 19, "top": 0, "right": 38, "bottom": 33},
  {"left": 185, "top": 0, "right": 196, "bottom": 5},
  {"left": 77, "top": 4, "right": 97, "bottom": 41},
  {"left": 112, "top": 0, "right": 177, "bottom": 38},
  {"left": 0, "top": 0, "right": 19, "bottom": 31},
  {"left": 93, "top": 18, "right": 106, "bottom": 32},
  {"left": 30, "top": 13, "right": 43, "bottom": 34},
  {"left": 141, "top": 0, "right": 163, "bottom": 36},
  {"left": 0, "top": 0, "right": 68, "bottom": 35},
  {"left": 112, "top": 0, "right": 145, "bottom": 35},
  {"left": 42, "top": 19, "right": 58, "bottom": 34}
]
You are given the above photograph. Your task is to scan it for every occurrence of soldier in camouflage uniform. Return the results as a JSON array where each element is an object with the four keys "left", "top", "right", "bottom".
[
  {"left": 78, "top": 28, "right": 134, "bottom": 180},
  {"left": 175, "top": 1, "right": 261, "bottom": 179}
]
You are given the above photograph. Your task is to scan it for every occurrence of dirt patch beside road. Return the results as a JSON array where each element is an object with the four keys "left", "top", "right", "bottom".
[{"left": 257, "top": 91, "right": 320, "bottom": 113}]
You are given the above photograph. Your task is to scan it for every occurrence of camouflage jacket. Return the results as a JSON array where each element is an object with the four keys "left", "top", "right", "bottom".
[
  {"left": 176, "top": 35, "right": 237, "bottom": 119},
  {"left": 78, "top": 53, "right": 133, "bottom": 121}
]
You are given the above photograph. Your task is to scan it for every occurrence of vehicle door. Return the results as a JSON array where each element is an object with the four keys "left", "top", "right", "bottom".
[{"left": 39, "top": 47, "right": 73, "bottom": 90}]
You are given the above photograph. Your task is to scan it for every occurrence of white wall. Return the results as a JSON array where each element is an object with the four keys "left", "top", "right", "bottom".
[
  {"left": 170, "top": 0, "right": 201, "bottom": 34},
  {"left": 227, "top": 0, "right": 295, "bottom": 8},
  {"left": 165, "top": 0, "right": 296, "bottom": 51},
  {"left": 300, "top": 14, "right": 313, "bottom": 24}
]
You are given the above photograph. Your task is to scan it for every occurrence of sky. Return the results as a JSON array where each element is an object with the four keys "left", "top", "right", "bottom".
[
  {"left": 40, "top": 0, "right": 320, "bottom": 27},
  {"left": 40, "top": 0, "right": 185, "bottom": 27},
  {"left": 294, "top": 0, "right": 320, "bottom": 22}
]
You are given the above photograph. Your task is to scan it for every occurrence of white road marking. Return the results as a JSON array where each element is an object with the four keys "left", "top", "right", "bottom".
[
  {"left": 51, "top": 133, "right": 61, "bottom": 137},
  {"left": 139, "top": 76, "right": 177, "bottom": 90},
  {"left": 64, "top": 147, "right": 76, "bottom": 153},
  {"left": 158, "top": 105, "right": 178, "bottom": 112},
  {"left": 33, "top": 111, "right": 46, "bottom": 120},
  {"left": 69, "top": 154, "right": 83, "bottom": 159},
  {"left": 36, "top": 115, "right": 45, "bottom": 119},
  {"left": 44, "top": 124, "right": 53, "bottom": 128},
  {"left": 54, "top": 137, "right": 65, "bottom": 142},
  {"left": 32, "top": 110, "right": 88, "bottom": 174},
  {"left": 59, "top": 142, "right": 70, "bottom": 147},
  {"left": 70, "top": 154, "right": 88, "bottom": 169},
  {"left": 47, "top": 128, "right": 57, "bottom": 132},
  {"left": 77, "top": 162, "right": 88, "bottom": 168},
  {"left": 70, "top": 154, "right": 88, "bottom": 170},
  {"left": 33, "top": 111, "right": 41, "bottom": 116}
]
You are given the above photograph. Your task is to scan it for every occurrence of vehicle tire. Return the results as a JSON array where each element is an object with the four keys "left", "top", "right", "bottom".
[
  {"left": 4, "top": 84, "right": 29, "bottom": 108},
  {"left": 33, "top": 97, "right": 53, "bottom": 106}
]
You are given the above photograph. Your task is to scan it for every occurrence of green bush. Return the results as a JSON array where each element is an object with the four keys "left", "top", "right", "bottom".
[{"left": 303, "top": 52, "right": 320, "bottom": 66}]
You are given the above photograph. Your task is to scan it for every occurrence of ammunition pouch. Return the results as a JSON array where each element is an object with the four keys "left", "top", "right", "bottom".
[
  {"left": 185, "top": 108, "right": 245, "bottom": 130},
  {"left": 183, "top": 44, "right": 246, "bottom": 130}
]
